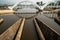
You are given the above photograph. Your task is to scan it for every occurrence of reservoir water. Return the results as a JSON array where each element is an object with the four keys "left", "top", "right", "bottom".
[
  {"left": 0, "top": 10, "right": 59, "bottom": 35},
  {"left": 0, "top": 15, "right": 19, "bottom": 34}
]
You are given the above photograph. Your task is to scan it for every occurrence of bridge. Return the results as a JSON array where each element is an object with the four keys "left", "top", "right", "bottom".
[{"left": 0, "top": 0, "right": 60, "bottom": 40}]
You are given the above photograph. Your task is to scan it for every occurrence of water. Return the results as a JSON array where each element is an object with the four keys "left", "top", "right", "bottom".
[
  {"left": 0, "top": 12, "right": 58, "bottom": 35},
  {"left": 0, "top": 15, "right": 19, "bottom": 34},
  {"left": 21, "top": 19, "right": 39, "bottom": 40}
]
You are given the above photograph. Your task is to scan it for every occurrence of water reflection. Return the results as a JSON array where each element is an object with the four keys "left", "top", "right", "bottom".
[{"left": 0, "top": 15, "right": 19, "bottom": 34}]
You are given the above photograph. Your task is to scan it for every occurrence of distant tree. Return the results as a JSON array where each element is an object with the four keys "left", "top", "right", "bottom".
[
  {"left": 57, "top": 1, "right": 60, "bottom": 5},
  {"left": 51, "top": 2, "right": 54, "bottom": 6},
  {"left": 48, "top": 3, "right": 51, "bottom": 6},
  {"left": 55, "top": 3, "right": 57, "bottom": 6},
  {"left": 40, "top": 1, "right": 43, "bottom": 6},
  {"left": 36, "top": 2, "right": 39, "bottom": 5},
  {"left": 4, "top": 4, "right": 8, "bottom": 7}
]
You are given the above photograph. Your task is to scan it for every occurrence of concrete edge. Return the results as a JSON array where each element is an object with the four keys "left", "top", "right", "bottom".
[
  {"left": 0, "top": 10, "right": 15, "bottom": 13},
  {"left": 0, "top": 18, "right": 4, "bottom": 24},
  {"left": 36, "top": 17, "right": 60, "bottom": 36},
  {"left": 0, "top": 19, "right": 22, "bottom": 40},
  {"left": 15, "top": 18, "right": 25, "bottom": 40},
  {"left": 34, "top": 18, "right": 45, "bottom": 40}
]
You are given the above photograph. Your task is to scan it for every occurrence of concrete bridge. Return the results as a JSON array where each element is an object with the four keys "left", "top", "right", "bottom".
[{"left": 0, "top": 0, "right": 60, "bottom": 40}]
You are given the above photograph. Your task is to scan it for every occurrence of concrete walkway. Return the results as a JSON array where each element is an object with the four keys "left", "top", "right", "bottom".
[
  {"left": 0, "top": 10, "right": 15, "bottom": 14},
  {"left": 37, "top": 14, "right": 60, "bottom": 35}
]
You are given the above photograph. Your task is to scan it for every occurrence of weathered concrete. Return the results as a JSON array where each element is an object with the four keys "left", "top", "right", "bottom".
[
  {"left": 0, "top": 10, "right": 15, "bottom": 14},
  {"left": 0, "top": 19, "right": 22, "bottom": 40},
  {"left": 35, "top": 18, "right": 60, "bottom": 40},
  {"left": 37, "top": 14, "right": 60, "bottom": 35},
  {"left": 34, "top": 18, "right": 45, "bottom": 40},
  {"left": 0, "top": 18, "right": 4, "bottom": 24},
  {"left": 54, "top": 17, "right": 60, "bottom": 25},
  {"left": 15, "top": 18, "right": 25, "bottom": 40}
]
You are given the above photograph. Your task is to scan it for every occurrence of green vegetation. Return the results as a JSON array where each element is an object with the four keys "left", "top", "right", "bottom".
[
  {"left": 0, "top": 4, "right": 9, "bottom": 10},
  {"left": 57, "top": 1, "right": 60, "bottom": 5},
  {"left": 48, "top": 1, "right": 60, "bottom": 6}
]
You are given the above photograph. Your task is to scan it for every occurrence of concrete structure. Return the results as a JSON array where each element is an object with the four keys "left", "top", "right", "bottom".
[
  {"left": 0, "top": 0, "right": 60, "bottom": 40},
  {"left": 0, "top": 18, "right": 3, "bottom": 24},
  {"left": 0, "top": 19, "right": 22, "bottom": 40},
  {"left": 8, "top": 0, "right": 56, "bottom": 10},
  {"left": 0, "top": 10, "right": 15, "bottom": 13}
]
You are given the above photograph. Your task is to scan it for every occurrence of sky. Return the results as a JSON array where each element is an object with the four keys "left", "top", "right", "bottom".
[{"left": 0, "top": 0, "right": 59, "bottom": 5}]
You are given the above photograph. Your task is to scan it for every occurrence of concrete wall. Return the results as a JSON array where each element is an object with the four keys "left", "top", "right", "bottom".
[
  {"left": 35, "top": 18, "right": 60, "bottom": 40},
  {"left": 0, "top": 19, "right": 22, "bottom": 40}
]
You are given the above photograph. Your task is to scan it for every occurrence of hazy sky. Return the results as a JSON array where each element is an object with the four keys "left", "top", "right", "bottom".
[{"left": 0, "top": 0, "right": 58, "bottom": 5}]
